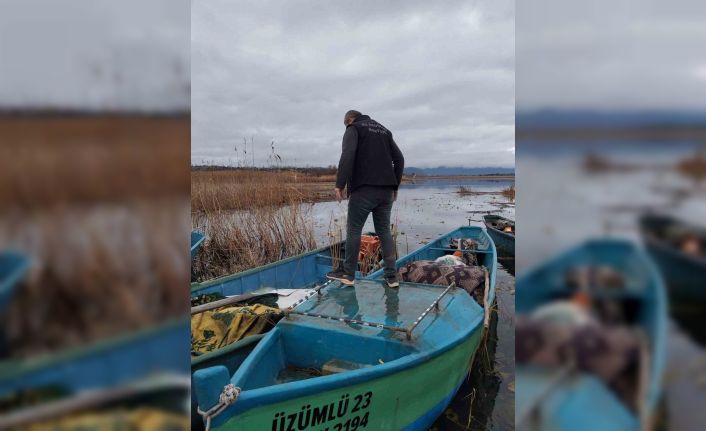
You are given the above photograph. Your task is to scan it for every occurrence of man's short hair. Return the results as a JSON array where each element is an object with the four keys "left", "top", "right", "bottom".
[{"left": 344, "top": 110, "right": 361, "bottom": 121}]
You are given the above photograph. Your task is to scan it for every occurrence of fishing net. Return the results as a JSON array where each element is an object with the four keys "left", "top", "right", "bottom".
[{"left": 191, "top": 304, "right": 282, "bottom": 355}]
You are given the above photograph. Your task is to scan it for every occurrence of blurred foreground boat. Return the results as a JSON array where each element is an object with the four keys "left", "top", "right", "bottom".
[
  {"left": 483, "top": 214, "right": 515, "bottom": 254},
  {"left": 639, "top": 214, "right": 706, "bottom": 305},
  {"left": 0, "top": 251, "right": 29, "bottom": 313},
  {"left": 191, "top": 231, "right": 206, "bottom": 259},
  {"left": 515, "top": 240, "right": 666, "bottom": 431},
  {"left": 0, "top": 318, "right": 190, "bottom": 428},
  {"left": 192, "top": 226, "right": 497, "bottom": 430}
]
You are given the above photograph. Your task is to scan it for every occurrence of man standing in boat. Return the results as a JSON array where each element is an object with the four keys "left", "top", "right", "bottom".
[{"left": 327, "top": 110, "right": 404, "bottom": 288}]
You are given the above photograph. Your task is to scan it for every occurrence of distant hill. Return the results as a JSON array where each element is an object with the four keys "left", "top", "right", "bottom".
[
  {"left": 517, "top": 109, "right": 706, "bottom": 129},
  {"left": 404, "top": 166, "right": 514, "bottom": 176}
]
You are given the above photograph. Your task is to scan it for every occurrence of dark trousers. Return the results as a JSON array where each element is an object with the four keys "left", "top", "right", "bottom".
[{"left": 343, "top": 186, "right": 397, "bottom": 278}]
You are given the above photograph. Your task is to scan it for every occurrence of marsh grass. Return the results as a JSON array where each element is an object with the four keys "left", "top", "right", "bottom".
[
  {"left": 191, "top": 169, "right": 334, "bottom": 212},
  {"left": 0, "top": 114, "right": 189, "bottom": 357},
  {"left": 676, "top": 151, "right": 706, "bottom": 183},
  {"left": 191, "top": 170, "right": 320, "bottom": 280},
  {"left": 0, "top": 116, "right": 189, "bottom": 209},
  {"left": 457, "top": 186, "right": 475, "bottom": 196},
  {"left": 501, "top": 184, "right": 515, "bottom": 201}
]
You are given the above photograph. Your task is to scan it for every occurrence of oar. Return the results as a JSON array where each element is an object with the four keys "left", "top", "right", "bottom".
[
  {"left": 191, "top": 291, "right": 278, "bottom": 315},
  {"left": 190, "top": 288, "right": 307, "bottom": 315},
  {"left": 0, "top": 375, "right": 189, "bottom": 430}
]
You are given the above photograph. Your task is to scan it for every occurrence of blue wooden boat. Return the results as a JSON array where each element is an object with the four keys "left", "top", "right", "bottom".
[
  {"left": 192, "top": 231, "right": 206, "bottom": 259},
  {"left": 483, "top": 214, "right": 515, "bottom": 254},
  {"left": 191, "top": 242, "right": 343, "bottom": 300},
  {"left": 192, "top": 226, "right": 497, "bottom": 430},
  {"left": 639, "top": 214, "right": 706, "bottom": 305},
  {"left": 0, "top": 251, "right": 29, "bottom": 313},
  {"left": 0, "top": 319, "right": 189, "bottom": 398},
  {"left": 515, "top": 240, "right": 667, "bottom": 431}
]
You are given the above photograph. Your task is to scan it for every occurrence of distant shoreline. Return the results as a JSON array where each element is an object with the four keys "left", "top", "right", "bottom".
[{"left": 516, "top": 125, "right": 706, "bottom": 142}]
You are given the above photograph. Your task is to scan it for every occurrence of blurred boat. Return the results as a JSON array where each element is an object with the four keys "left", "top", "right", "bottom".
[
  {"left": 0, "top": 251, "right": 29, "bottom": 313},
  {"left": 0, "top": 319, "right": 189, "bottom": 400},
  {"left": 483, "top": 214, "right": 515, "bottom": 254},
  {"left": 639, "top": 214, "right": 706, "bottom": 305},
  {"left": 515, "top": 240, "right": 666, "bottom": 431},
  {"left": 192, "top": 226, "right": 497, "bottom": 430},
  {"left": 191, "top": 231, "right": 206, "bottom": 259}
]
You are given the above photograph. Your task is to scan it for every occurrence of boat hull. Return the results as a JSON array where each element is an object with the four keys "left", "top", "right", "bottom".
[
  {"left": 639, "top": 214, "right": 706, "bottom": 306},
  {"left": 0, "top": 319, "right": 190, "bottom": 396},
  {"left": 643, "top": 239, "right": 706, "bottom": 305},
  {"left": 483, "top": 215, "right": 514, "bottom": 255},
  {"left": 486, "top": 227, "right": 514, "bottom": 254},
  {"left": 209, "top": 329, "right": 481, "bottom": 431}
]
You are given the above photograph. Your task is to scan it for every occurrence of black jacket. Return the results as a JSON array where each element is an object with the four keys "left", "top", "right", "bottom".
[{"left": 335, "top": 115, "right": 405, "bottom": 193}]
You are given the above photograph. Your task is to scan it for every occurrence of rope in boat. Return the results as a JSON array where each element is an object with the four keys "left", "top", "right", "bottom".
[
  {"left": 197, "top": 384, "right": 241, "bottom": 431},
  {"left": 288, "top": 310, "right": 406, "bottom": 333},
  {"left": 285, "top": 280, "right": 332, "bottom": 311},
  {"left": 406, "top": 282, "right": 457, "bottom": 339},
  {"left": 289, "top": 282, "right": 456, "bottom": 340}
]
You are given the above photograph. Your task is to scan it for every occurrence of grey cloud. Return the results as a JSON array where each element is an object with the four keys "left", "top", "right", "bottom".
[
  {"left": 192, "top": 0, "right": 514, "bottom": 168},
  {"left": 517, "top": 0, "right": 706, "bottom": 110}
]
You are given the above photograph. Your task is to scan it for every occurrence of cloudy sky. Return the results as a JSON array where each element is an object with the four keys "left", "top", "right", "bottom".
[
  {"left": 517, "top": 0, "right": 706, "bottom": 111},
  {"left": 192, "top": 0, "right": 514, "bottom": 168},
  {"left": 0, "top": 0, "right": 189, "bottom": 111}
]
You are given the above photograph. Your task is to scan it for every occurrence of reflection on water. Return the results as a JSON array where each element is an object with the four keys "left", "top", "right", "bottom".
[
  {"left": 307, "top": 178, "right": 515, "bottom": 431},
  {"left": 517, "top": 141, "right": 706, "bottom": 431}
]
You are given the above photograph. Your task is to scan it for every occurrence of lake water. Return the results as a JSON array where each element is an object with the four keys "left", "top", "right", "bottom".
[
  {"left": 517, "top": 141, "right": 706, "bottom": 430},
  {"left": 306, "top": 178, "right": 516, "bottom": 431}
]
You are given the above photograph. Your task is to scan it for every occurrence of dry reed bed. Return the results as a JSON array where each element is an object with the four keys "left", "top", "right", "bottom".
[
  {"left": 0, "top": 115, "right": 189, "bottom": 209},
  {"left": 191, "top": 202, "right": 316, "bottom": 281},
  {"left": 192, "top": 169, "right": 334, "bottom": 212},
  {"left": 191, "top": 170, "right": 319, "bottom": 280},
  {"left": 0, "top": 115, "right": 190, "bottom": 357}
]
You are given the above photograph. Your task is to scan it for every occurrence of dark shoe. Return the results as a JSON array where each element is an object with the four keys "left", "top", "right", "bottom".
[
  {"left": 385, "top": 275, "right": 399, "bottom": 288},
  {"left": 326, "top": 270, "right": 355, "bottom": 286}
]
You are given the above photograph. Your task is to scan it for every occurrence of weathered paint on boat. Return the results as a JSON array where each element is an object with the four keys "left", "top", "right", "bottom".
[
  {"left": 483, "top": 214, "right": 515, "bottom": 255},
  {"left": 0, "top": 251, "right": 29, "bottom": 313},
  {"left": 0, "top": 319, "right": 189, "bottom": 397},
  {"left": 192, "top": 226, "right": 497, "bottom": 430},
  {"left": 192, "top": 231, "right": 206, "bottom": 259},
  {"left": 515, "top": 239, "right": 667, "bottom": 431},
  {"left": 639, "top": 214, "right": 706, "bottom": 305}
]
